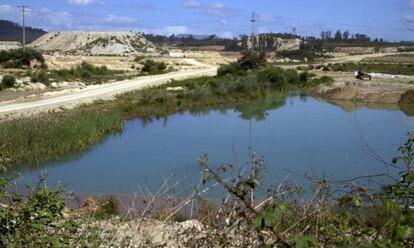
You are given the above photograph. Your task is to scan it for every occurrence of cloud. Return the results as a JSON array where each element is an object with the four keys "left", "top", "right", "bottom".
[
  {"left": 67, "top": 0, "right": 103, "bottom": 6},
  {"left": 218, "top": 31, "right": 234, "bottom": 38},
  {"left": 183, "top": 0, "right": 202, "bottom": 8},
  {"left": 258, "top": 14, "right": 281, "bottom": 24},
  {"left": 407, "top": 0, "right": 414, "bottom": 7},
  {"left": 182, "top": 0, "right": 239, "bottom": 17},
  {"left": 0, "top": 5, "right": 138, "bottom": 31},
  {"left": 161, "top": 25, "right": 191, "bottom": 35}
]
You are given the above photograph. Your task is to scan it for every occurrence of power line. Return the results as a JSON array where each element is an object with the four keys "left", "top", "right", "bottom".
[
  {"left": 16, "top": 5, "right": 29, "bottom": 49},
  {"left": 250, "top": 11, "right": 256, "bottom": 51}
]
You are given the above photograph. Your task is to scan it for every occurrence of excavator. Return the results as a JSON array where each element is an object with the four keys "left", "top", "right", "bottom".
[{"left": 355, "top": 67, "right": 372, "bottom": 80}]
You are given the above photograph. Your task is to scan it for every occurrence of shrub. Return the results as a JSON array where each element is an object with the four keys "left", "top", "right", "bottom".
[
  {"left": 190, "top": 86, "right": 212, "bottom": 100},
  {"left": 31, "top": 70, "right": 49, "bottom": 85},
  {"left": 284, "top": 69, "right": 300, "bottom": 84},
  {"left": 299, "top": 71, "right": 312, "bottom": 83},
  {"left": 257, "top": 67, "right": 288, "bottom": 90},
  {"left": 0, "top": 48, "right": 46, "bottom": 69},
  {"left": 217, "top": 62, "right": 245, "bottom": 76},
  {"left": 141, "top": 59, "right": 167, "bottom": 74},
  {"left": 1, "top": 75, "right": 15, "bottom": 88},
  {"left": 134, "top": 55, "right": 145, "bottom": 62},
  {"left": 0, "top": 176, "right": 79, "bottom": 247},
  {"left": 238, "top": 51, "right": 267, "bottom": 70}
]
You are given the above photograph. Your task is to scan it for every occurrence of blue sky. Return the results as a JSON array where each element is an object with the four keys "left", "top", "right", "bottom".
[{"left": 1, "top": 0, "right": 413, "bottom": 41}]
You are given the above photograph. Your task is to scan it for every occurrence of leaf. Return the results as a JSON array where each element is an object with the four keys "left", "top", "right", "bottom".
[
  {"left": 339, "top": 195, "right": 352, "bottom": 206},
  {"left": 253, "top": 215, "right": 264, "bottom": 231},
  {"left": 263, "top": 205, "right": 278, "bottom": 228}
]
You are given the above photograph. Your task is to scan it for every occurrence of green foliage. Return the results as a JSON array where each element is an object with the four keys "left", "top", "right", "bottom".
[
  {"left": 0, "top": 48, "right": 46, "bottom": 69},
  {"left": 253, "top": 204, "right": 287, "bottom": 231},
  {"left": 49, "top": 62, "right": 123, "bottom": 84},
  {"left": 1, "top": 75, "right": 15, "bottom": 88},
  {"left": 141, "top": 59, "right": 167, "bottom": 74},
  {"left": 0, "top": 110, "right": 123, "bottom": 167},
  {"left": 325, "top": 62, "right": 414, "bottom": 76},
  {"left": 217, "top": 62, "right": 246, "bottom": 77},
  {"left": 30, "top": 70, "right": 49, "bottom": 85},
  {"left": 238, "top": 50, "right": 267, "bottom": 70},
  {"left": 0, "top": 177, "right": 78, "bottom": 247},
  {"left": 380, "top": 133, "right": 414, "bottom": 209},
  {"left": 257, "top": 67, "right": 289, "bottom": 90},
  {"left": 134, "top": 55, "right": 145, "bottom": 62}
]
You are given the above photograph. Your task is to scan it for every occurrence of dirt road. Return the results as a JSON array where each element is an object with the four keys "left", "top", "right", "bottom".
[{"left": 0, "top": 60, "right": 217, "bottom": 118}]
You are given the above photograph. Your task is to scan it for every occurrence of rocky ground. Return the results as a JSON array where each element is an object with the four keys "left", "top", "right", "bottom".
[{"left": 29, "top": 31, "right": 160, "bottom": 55}]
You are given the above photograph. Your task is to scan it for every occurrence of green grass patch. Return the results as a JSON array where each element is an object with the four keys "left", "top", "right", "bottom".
[
  {"left": 48, "top": 62, "right": 125, "bottom": 85},
  {"left": 325, "top": 62, "right": 414, "bottom": 75},
  {"left": 0, "top": 110, "right": 123, "bottom": 167}
]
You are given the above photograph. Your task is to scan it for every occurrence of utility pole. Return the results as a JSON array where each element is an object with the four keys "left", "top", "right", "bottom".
[
  {"left": 250, "top": 11, "right": 256, "bottom": 51},
  {"left": 17, "top": 5, "right": 29, "bottom": 50}
]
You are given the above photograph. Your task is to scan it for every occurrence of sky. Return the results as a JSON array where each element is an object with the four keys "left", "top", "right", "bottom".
[{"left": 0, "top": 0, "right": 413, "bottom": 41}]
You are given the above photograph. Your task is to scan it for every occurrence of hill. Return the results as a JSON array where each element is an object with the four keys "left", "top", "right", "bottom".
[
  {"left": 0, "top": 20, "right": 46, "bottom": 44},
  {"left": 29, "top": 32, "right": 161, "bottom": 55}
]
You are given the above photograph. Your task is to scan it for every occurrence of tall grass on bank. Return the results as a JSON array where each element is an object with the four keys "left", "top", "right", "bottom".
[{"left": 0, "top": 111, "right": 123, "bottom": 167}]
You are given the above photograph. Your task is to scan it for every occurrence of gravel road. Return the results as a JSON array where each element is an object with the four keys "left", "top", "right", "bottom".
[{"left": 0, "top": 60, "right": 217, "bottom": 118}]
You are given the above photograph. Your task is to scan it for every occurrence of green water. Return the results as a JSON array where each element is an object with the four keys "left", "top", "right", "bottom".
[{"left": 15, "top": 95, "right": 414, "bottom": 195}]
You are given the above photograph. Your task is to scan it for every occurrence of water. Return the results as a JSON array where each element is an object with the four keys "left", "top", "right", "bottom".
[{"left": 13, "top": 95, "right": 414, "bottom": 195}]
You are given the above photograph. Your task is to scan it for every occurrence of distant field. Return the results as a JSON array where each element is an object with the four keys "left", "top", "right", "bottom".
[{"left": 362, "top": 54, "right": 414, "bottom": 64}]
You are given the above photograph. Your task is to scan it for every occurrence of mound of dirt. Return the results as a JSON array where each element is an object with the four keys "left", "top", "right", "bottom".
[
  {"left": 29, "top": 32, "right": 160, "bottom": 55},
  {"left": 310, "top": 81, "right": 414, "bottom": 104}
]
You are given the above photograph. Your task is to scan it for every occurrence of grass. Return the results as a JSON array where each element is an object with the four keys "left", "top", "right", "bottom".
[
  {"left": 325, "top": 62, "right": 414, "bottom": 75},
  {"left": 0, "top": 110, "right": 123, "bottom": 167},
  {"left": 48, "top": 62, "right": 126, "bottom": 85}
]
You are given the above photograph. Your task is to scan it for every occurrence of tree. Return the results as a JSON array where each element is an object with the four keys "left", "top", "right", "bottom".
[
  {"left": 334, "top": 30, "right": 343, "bottom": 40},
  {"left": 238, "top": 51, "right": 266, "bottom": 70},
  {"left": 343, "top": 30, "right": 350, "bottom": 40}
]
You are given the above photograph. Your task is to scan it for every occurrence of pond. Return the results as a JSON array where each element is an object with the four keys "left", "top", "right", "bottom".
[{"left": 12, "top": 95, "right": 414, "bottom": 196}]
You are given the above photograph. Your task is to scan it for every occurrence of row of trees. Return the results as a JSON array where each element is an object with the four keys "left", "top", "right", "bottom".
[{"left": 313, "top": 30, "right": 377, "bottom": 42}]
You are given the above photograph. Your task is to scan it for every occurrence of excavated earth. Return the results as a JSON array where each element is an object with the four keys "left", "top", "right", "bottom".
[
  {"left": 29, "top": 31, "right": 160, "bottom": 55},
  {"left": 310, "top": 80, "right": 414, "bottom": 104}
]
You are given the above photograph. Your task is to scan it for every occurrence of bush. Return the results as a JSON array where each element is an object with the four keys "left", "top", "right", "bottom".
[
  {"left": 0, "top": 176, "right": 79, "bottom": 247},
  {"left": 217, "top": 62, "right": 245, "bottom": 77},
  {"left": 238, "top": 51, "right": 267, "bottom": 70},
  {"left": 50, "top": 62, "right": 122, "bottom": 84},
  {"left": 141, "top": 59, "right": 167, "bottom": 74},
  {"left": 299, "top": 71, "right": 312, "bottom": 83},
  {"left": 257, "top": 67, "right": 288, "bottom": 90},
  {"left": 1, "top": 75, "right": 15, "bottom": 88},
  {"left": 284, "top": 69, "right": 300, "bottom": 84},
  {"left": 31, "top": 70, "right": 49, "bottom": 85},
  {"left": 0, "top": 48, "right": 46, "bottom": 69},
  {"left": 190, "top": 86, "right": 212, "bottom": 100}
]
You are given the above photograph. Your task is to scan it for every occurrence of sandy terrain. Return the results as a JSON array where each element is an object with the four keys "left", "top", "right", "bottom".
[{"left": 310, "top": 79, "right": 414, "bottom": 104}]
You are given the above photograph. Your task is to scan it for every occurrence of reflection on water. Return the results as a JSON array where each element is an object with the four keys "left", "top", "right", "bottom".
[
  {"left": 326, "top": 99, "right": 414, "bottom": 117},
  {"left": 9, "top": 95, "right": 414, "bottom": 195}
]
